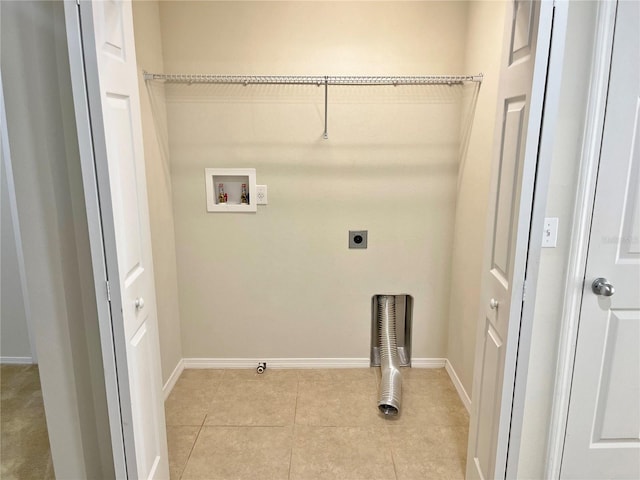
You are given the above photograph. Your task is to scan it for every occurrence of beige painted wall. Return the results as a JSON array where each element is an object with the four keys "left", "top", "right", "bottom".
[
  {"left": 132, "top": 0, "right": 183, "bottom": 385},
  {"left": 516, "top": 1, "right": 598, "bottom": 477},
  {"left": 446, "top": 0, "right": 506, "bottom": 395},
  {"left": 1, "top": 1, "right": 113, "bottom": 477},
  {"left": 157, "top": 1, "right": 470, "bottom": 359}
]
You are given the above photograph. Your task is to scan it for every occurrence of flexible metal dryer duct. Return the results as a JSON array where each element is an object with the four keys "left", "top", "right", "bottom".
[{"left": 378, "top": 295, "right": 402, "bottom": 416}]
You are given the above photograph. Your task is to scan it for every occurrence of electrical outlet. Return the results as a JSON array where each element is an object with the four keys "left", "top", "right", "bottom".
[
  {"left": 542, "top": 217, "right": 559, "bottom": 248},
  {"left": 349, "top": 230, "right": 368, "bottom": 249},
  {"left": 256, "top": 185, "right": 268, "bottom": 205}
]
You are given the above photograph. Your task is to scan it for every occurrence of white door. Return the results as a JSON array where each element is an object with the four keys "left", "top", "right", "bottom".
[
  {"left": 65, "top": 1, "right": 169, "bottom": 478},
  {"left": 466, "top": 1, "right": 552, "bottom": 478},
  {"left": 560, "top": 1, "right": 640, "bottom": 478}
]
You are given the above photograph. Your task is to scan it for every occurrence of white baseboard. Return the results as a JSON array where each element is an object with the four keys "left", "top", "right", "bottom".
[
  {"left": 183, "top": 358, "right": 371, "bottom": 369},
  {"left": 411, "top": 358, "right": 447, "bottom": 368},
  {"left": 182, "top": 357, "right": 450, "bottom": 370},
  {"left": 178, "top": 357, "right": 470, "bottom": 412},
  {"left": 162, "top": 358, "right": 184, "bottom": 400},
  {"left": 445, "top": 359, "right": 471, "bottom": 413},
  {"left": 0, "top": 356, "right": 34, "bottom": 365}
]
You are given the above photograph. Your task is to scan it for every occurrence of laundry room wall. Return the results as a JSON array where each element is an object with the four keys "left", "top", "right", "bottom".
[
  {"left": 446, "top": 0, "right": 506, "bottom": 397},
  {"left": 156, "top": 1, "right": 471, "bottom": 360},
  {"left": 132, "top": 0, "right": 184, "bottom": 385}
]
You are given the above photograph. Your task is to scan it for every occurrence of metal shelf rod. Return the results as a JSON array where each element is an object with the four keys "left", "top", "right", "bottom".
[{"left": 143, "top": 72, "right": 483, "bottom": 138}]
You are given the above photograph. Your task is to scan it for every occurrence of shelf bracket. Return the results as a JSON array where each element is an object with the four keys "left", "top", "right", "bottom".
[{"left": 323, "top": 76, "right": 329, "bottom": 140}]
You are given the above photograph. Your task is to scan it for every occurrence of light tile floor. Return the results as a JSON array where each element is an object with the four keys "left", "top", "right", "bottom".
[
  {"left": 0, "top": 365, "right": 54, "bottom": 480},
  {"left": 165, "top": 367, "right": 468, "bottom": 480}
]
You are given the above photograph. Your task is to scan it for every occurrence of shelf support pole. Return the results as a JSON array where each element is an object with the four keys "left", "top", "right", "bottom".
[{"left": 323, "top": 76, "right": 329, "bottom": 140}]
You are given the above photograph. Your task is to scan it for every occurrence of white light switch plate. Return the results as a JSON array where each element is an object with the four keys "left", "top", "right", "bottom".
[
  {"left": 542, "top": 217, "right": 558, "bottom": 248},
  {"left": 256, "top": 185, "right": 268, "bottom": 205}
]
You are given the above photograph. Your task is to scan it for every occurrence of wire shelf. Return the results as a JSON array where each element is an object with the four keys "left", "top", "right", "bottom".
[
  {"left": 143, "top": 72, "right": 483, "bottom": 86},
  {"left": 143, "top": 72, "right": 483, "bottom": 139}
]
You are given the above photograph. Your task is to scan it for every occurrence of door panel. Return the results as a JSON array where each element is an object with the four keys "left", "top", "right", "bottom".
[
  {"left": 595, "top": 310, "right": 639, "bottom": 441},
  {"left": 618, "top": 100, "right": 639, "bottom": 261},
  {"left": 509, "top": 0, "right": 534, "bottom": 64},
  {"left": 129, "top": 320, "right": 164, "bottom": 477},
  {"left": 492, "top": 97, "right": 526, "bottom": 288},
  {"left": 561, "top": 1, "right": 640, "bottom": 478},
  {"left": 104, "top": 94, "right": 146, "bottom": 289},
  {"left": 474, "top": 320, "right": 505, "bottom": 477},
  {"left": 101, "top": 0, "right": 126, "bottom": 60}
]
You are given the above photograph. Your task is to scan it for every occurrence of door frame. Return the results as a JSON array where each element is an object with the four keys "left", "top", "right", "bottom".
[
  {"left": 470, "top": 0, "right": 571, "bottom": 477},
  {"left": 501, "top": 0, "right": 569, "bottom": 476},
  {"left": 60, "top": 0, "right": 578, "bottom": 478},
  {"left": 63, "top": 1, "right": 129, "bottom": 477},
  {"left": 544, "top": 1, "right": 618, "bottom": 477}
]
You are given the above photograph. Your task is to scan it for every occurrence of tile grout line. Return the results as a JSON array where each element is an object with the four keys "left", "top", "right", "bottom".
[
  {"left": 178, "top": 412, "right": 208, "bottom": 480},
  {"left": 205, "top": 376, "right": 224, "bottom": 426},
  {"left": 288, "top": 374, "right": 300, "bottom": 480},
  {"left": 177, "top": 374, "right": 222, "bottom": 480},
  {"left": 385, "top": 421, "right": 400, "bottom": 480}
]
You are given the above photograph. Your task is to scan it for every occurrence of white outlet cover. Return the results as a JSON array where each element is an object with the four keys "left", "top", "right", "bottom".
[{"left": 256, "top": 185, "right": 268, "bottom": 205}]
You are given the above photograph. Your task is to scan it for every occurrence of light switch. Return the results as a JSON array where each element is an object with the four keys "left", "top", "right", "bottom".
[{"left": 542, "top": 217, "right": 559, "bottom": 248}]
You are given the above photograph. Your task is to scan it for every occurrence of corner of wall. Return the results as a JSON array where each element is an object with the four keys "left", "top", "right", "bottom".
[
  {"left": 445, "top": 0, "right": 507, "bottom": 396},
  {"left": 132, "top": 0, "right": 184, "bottom": 385}
]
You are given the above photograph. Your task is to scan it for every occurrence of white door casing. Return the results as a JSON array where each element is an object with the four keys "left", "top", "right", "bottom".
[
  {"left": 560, "top": 1, "right": 640, "bottom": 478},
  {"left": 64, "top": 1, "right": 169, "bottom": 478},
  {"left": 466, "top": 1, "right": 553, "bottom": 478}
]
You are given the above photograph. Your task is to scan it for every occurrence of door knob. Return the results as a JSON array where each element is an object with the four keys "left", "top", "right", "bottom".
[
  {"left": 135, "top": 297, "right": 145, "bottom": 310},
  {"left": 489, "top": 298, "right": 499, "bottom": 309},
  {"left": 592, "top": 278, "right": 615, "bottom": 297}
]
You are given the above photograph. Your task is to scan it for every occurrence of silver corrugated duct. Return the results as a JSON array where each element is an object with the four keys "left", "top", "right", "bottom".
[{"left": 377, "top": 295, "right": 402, "bottom": 416}]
